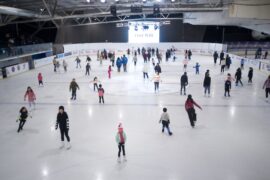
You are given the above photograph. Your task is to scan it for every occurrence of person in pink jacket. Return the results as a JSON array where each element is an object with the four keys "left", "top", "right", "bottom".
[
  {"left": 98, "top": 84, "right": 105, "bottom": 104},
  {"left": 24, "top": 86, "right": 36, "bottom": 109},
  {"left": 37, "top": 73, "right": 43, "bottom": 86}
]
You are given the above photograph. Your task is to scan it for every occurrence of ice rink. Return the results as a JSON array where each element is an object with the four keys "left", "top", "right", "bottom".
[{"left": 0, "top": 52, "right": 269, "bottom": 180}]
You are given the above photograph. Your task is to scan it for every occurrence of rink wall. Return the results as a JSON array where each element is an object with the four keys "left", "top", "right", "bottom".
[{"left": 63, "top": 42, "right": 224, "bottom": 57}]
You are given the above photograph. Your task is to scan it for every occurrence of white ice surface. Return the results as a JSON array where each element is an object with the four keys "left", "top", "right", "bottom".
[{"left": 0, "top": 53, "right": 269, "bottom": 180}]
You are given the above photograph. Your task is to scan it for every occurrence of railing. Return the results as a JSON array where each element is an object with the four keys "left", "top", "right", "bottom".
[{"left": 0, "top": 43, "right": 53, "bottom": 59}]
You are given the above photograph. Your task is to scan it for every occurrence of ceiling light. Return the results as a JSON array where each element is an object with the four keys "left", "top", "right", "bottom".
[
  {"left": 100, "top": 0, "right": 106, "bottom": 3},
  {"left": 171, "top": 0, "right": 175, "bottom": 2},
  {"left": 86, "top": 0, "right": 90, "bottom": 2}
]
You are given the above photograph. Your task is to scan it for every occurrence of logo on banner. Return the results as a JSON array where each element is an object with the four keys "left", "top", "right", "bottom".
[
  {"left": 17, "top": 65, "right": 20, "bottom": 71},
  {"left": 11, "top": 66, "right": 15, "bottom": 72}
]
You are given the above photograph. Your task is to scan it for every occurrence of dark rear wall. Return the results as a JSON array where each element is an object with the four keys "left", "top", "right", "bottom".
[{"left": 55, "top": 20, "right": 208, "bottom": 43}]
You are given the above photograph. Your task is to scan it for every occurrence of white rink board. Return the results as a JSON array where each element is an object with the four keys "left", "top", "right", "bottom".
[{"left": 64, "top": 43, "right": 224, "bottom": 56}]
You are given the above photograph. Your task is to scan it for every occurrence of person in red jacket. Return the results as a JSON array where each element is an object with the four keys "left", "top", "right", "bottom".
[
  {"left": 185, "top": 94, "right": 202, "bottom": 128},
  {"left": 37, "top": 73, "right": 43, "bottom": 86},
  {"left": 24, "top": 86, "right": 36, "bottom": 110}
]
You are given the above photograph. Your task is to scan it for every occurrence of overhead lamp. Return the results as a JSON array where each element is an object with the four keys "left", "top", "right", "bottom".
[
  {"left": 86, "top": 0, "right": 90, "bottom": 2},
  {"left": 100, "top": 0, "right": 106, "bottom": 3},
  {"left": 171, "top": 0, "right": 175, "bottom": 2}
]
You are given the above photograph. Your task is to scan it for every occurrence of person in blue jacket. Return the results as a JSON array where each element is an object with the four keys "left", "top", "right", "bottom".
[
  {"left": 116, "top": 57, "right": 122, "bottom": 72},
  {"left": 193, "top": 62, "right": 200, "bottom": 74},
  {"left": 122, "top": 55, "right": 128, "bottom": 72}
]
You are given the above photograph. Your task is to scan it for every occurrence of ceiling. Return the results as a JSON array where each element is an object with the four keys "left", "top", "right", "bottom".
[{"left": 0, "top": 0, "right": 269, "bottom": 35}]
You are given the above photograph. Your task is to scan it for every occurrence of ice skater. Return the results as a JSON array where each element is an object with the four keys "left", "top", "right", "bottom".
[
  {"left": 17, "top": 106, "right": 31, "bottom": 133},
  {"left": 85, "top": 63, "right": 91, "bottom": 76},
  {"left": 37, "top": 73, "right": 43, "bottom": 86},
  {"left": 69, "top": 78, "right": 80, "bottom": 100},
  {"left": 116, "top": 123, "right": 127, "bottom": 162},
  {"left": 98, "top": 84, "right": 105, "bottom": 104},
  {"left": 193, "top": 62, "right": 200, "bottom": 74},
  {"left": 55, "top": 106, "right": 71, "bottom": 149},
  {"left": 220, "top": 58, "right": 226, "bottom": 74},
  {"left": 263, "top": 75, "right": 270, "bottom": 102},
  {"left": 24, "top": 86, "right": 36, "bottom": 110},
  {"left": 116, "top": 57, "right": 122, "bottom": 72},
  {"left": 213, "top": 51, "right": 218, "bottom": 65},
  {"left": 248, "top": 67, "right": 253, "bottom": 83},
  {"left": 180, "top": 72, "right": 188, "bottom": 95},
  {"left": 185, "top": 95, "right": 202, "bottom": 128},
  {"left": 133, "top": 55, "right": 137, "bottom": 66},
  {"left": 203, "top": 73, "right": 211, "bottom": 96},
  {"left": 154, "top": 63, "right": 162, "bottom": 74},
  {"left": 63, "top": 60, "right": 68, "bottom": 72},
  {"left": 108, "top": 65, "right": 112, "bottom": 79},
  {"left": 143, "top": 63, "right": 149, "bottom": 79},
  {"left": 159, "top": 108, "right": 173, "bottom": 136},
  {"left": 183, "top": 59, "right": 188, "bottom": 72},
  {"left": 53, "top": 58, "right": 57, "bottom": 72},
  {"left": 75, "top": 56, "right": 81, "bottom": 68},
  {"left": 224, "top": 78, "right": 232, "bottom": 97},
  {"left": 91, "top": 77, "right": 100, "bottom": 91},
  {"left": 235, "top": 68, "right": 243, "bottom": 86},
  {"left": 152, "top": 72, "right": 161, "bottom": 93}
]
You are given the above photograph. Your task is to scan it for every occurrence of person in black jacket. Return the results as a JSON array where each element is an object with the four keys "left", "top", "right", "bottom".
[
  {"left": 224, "top": 79, "right": 231, "bottom": 97},
  {"left": 235, "top": 68, "right": 243, "bottom": 86},
  {"left": 203, "top": 73, "right": 211, "bottom": 96},
  {"left": 85, "top": 63, "right": 91, "bottom": 76},
  {"left": 154, "top": 63, "right": 162, "bottom": 74},
  {"left": 17, "top": 107, "right": 30, "bottom": 133},
  {"left": 248, "top": 67, "right": 253, "bottom": 83},
  {"left": 55, "top": 106, "right": 71, "bottom": 149},
  {"left": 180, "top": 72, "right": 188, "bottom": 95},
  {"left": 220, "top": 51, "right": 224, "bottom": 65},
  {"left": 213, "top": 51, "right": 218, "bottom": 65}
]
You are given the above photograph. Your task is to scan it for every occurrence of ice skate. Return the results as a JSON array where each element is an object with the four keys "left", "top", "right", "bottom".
[
  {"left": 66, "top": 142, "right": 71, "bottom": 150},
  {"left": 59, "top": 141, "right": 65, "bottom": 149},
  {"left": 117, "top": 157, "right": 121, "bottom": 163}
]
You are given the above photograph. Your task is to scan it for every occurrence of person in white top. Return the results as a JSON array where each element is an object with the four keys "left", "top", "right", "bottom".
[
  {"left": 159, "top": 108, "right": 173, "bottom": 136},
  {"left": 220, "top": 58, "right": 226, "bottom": 74},
  {"left": 143, "top": 63, "right": 149, "bottom": 79},
  {"left": 152, "top": 72, "right": 162, "bottom": 93}
]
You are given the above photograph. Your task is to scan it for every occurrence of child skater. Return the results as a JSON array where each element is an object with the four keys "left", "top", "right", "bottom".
[
  {"left": 116, "top": 123, "right": 127, "bottom": 162},
  {"left": 193, "top": 62, "right": 200, "bottom": 74},
  {"left": 37, "top": 73, "right": 43, "bottom": 86},
  {"left": 224, "top": 78, "right": 232, "bottom": 97},
  {"left": 24, "top": 86, "right": 36, "bottom": 110},
  {"left": 159, "top": 107, "right": 173, "bottom": 136},
  {"left": 91, "top": 77, "right": 100, "bottom": 91},
  {"left": 17, "top": 106, "right": 31, "bottom": 133},
  {"left": 55, "top": 106, "right": 71, "bottom": 149},
  {"left": 98, "top": 84, "right": 105, "bottom": 104},
  {"left": 108, "top": 65, "right": 112, "bottom": 79}
]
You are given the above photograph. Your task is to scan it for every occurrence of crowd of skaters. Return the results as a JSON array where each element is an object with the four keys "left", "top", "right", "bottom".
[{"left": 15, "top": 46, "right": 270, "bottom": 163}]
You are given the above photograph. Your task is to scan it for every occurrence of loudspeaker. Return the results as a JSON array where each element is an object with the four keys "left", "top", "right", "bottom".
[{"left": 110, "top": 5, "right": 117, "bottom": 17}]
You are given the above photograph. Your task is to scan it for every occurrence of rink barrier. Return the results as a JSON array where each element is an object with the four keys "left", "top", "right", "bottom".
[
  {"left": 0, "top": 51, "right": 73, "bottom": 79},
  {"left": 63, "top": 42, "right": 224, "bottom": 57}
]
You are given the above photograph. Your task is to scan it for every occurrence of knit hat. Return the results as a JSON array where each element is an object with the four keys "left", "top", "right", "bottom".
[
  {"left": 59, "top": 106, "right": 64, "bottom": 110},
  {"left": 118, "top": 123, "right": 123, "bottom": 132}
]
